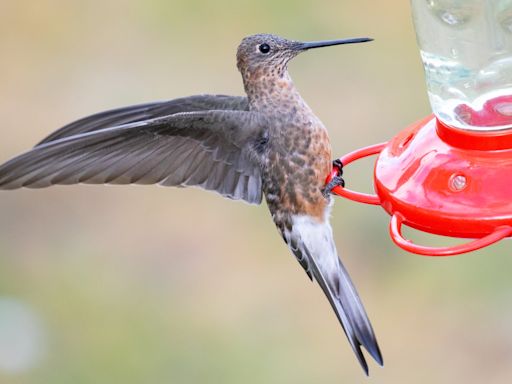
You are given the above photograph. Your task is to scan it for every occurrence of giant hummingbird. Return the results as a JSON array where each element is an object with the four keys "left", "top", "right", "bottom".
[{"left": 0, "top": 34, "right": 382, "bottom": 374}]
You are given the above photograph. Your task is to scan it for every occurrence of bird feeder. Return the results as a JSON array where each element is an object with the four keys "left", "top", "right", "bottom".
[{"left": 328, "top": 0, "right": 512, "bottom": 256}]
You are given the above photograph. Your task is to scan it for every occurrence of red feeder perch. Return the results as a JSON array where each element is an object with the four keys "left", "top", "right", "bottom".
[{"left": 327, "top": 0, "right": 512, "bottom": 256}]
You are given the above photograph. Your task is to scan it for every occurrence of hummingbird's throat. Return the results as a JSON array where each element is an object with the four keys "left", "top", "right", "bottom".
[{"left": 244, "top": 69, "right": 300, "bottom": 111}]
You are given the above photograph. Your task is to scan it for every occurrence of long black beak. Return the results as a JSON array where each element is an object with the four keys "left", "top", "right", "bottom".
[{"left": 299, "top": 37, "right": 373, "bottom": 50}]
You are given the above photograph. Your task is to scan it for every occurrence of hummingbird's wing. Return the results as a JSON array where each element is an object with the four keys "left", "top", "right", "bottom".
[
  {"left": 283, "top": 215, "right": 383, "bottom": 374},
  {"left": 0, "top": 110, "right": 265, "bottom": 204},
  {"left": 36, "top": 95, "right": 248, "bottom": 146}
]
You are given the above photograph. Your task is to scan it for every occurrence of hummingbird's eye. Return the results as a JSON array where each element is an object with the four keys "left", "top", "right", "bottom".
[{"left": 258, "top": 43, "right": 271, "bottom": 54}]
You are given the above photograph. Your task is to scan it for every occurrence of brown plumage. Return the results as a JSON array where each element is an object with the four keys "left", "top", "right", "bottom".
[{"left": 0, "top": 33, "right": 381, "bottom": 374}]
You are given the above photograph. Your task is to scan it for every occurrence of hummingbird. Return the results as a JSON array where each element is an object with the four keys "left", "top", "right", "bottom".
[{"left": 0, "top": 34, "right": 382, "bottom": 373}]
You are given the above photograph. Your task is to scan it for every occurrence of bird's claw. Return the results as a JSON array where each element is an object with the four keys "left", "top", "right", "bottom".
[
  {"left": 333, "top": 159, "right": 343, "bottom": 174},
  {"left": 323, "top": 159, "right": 345, "bottom": 197}
]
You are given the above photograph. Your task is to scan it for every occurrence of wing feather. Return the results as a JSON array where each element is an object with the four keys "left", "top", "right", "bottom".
[
  {"left": 36, "top": 94, "right": 249, "bottom": 146},
  {"left": 0, "top": 110, "right": 266, "bottom": 204}
]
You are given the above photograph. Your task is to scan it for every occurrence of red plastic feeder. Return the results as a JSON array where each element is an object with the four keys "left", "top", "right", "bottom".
[
  {"left": 326, "top": 0, "right": 512, "bottom": 256},
  {"left": 327, "top": 110, "right": 512, "bottom": 256}
]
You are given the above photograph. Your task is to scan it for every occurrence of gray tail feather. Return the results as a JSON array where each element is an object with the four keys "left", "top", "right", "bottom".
[
  {"left": 309, "top": 258, "right": 383, "bottom": 375},
  {"left": 270, "top": 215, "right": 383, "bottom": 375},
  {"left": 283, "top": 216, "right": 383, "bottom": 374}
]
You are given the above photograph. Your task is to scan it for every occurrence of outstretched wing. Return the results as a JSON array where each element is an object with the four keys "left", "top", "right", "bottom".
[
  {"left": 37, "top": 94, "right": 249, "bottom": 146},
  {"left": 0, "top": 110, "right": 266, "bottom": 204},
  {"left": 283, "top": 215, "right": 383, "bottom": 374}
]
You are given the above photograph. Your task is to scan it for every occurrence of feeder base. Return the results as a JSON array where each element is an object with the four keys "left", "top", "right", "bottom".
[{"left": 374, "top": 116, "right": 512, "bottom": 238}]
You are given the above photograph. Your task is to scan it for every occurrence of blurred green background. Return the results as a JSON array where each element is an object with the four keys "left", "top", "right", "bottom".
[{"left": 0, "top": 1, "right": 511, "bottom": 383}]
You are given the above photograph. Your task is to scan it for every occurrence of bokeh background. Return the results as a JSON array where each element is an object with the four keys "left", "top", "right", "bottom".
[{"left": 0, "top": 1, "right": 511, "bottom": 383}]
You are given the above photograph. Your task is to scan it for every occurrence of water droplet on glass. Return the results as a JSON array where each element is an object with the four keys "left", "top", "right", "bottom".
[
  {"left": 441, "top": 11, "right": 460, "bottom": 25},
  {"left": 426, "top": 0, "right": 475, "bottom": 27}
]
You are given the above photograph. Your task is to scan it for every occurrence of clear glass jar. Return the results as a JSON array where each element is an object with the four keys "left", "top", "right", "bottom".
[{"left": 411, "top": 0, "right": 512, "bottom": 131}]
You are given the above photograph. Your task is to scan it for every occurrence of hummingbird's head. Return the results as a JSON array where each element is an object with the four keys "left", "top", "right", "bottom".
[{"left": 236, "top": 33, "right": 372, "bottom": 79}]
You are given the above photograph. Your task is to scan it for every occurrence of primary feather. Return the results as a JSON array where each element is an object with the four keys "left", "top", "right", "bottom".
[
  {"left": 36, "top": 94, "right": 249, "bottom": 146},
  {"left": 0, "top": 109, "right": 264, "bottom": 204}
]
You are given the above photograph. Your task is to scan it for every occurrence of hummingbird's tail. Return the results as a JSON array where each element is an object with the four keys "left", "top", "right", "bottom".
[{"left": 282, "top": 215, "right": 383, "bottom": 374}]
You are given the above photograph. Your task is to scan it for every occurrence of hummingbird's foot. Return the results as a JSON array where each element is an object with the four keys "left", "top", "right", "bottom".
[{"left": 323, "top": 159, "right": 345, "bottom": 197}]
